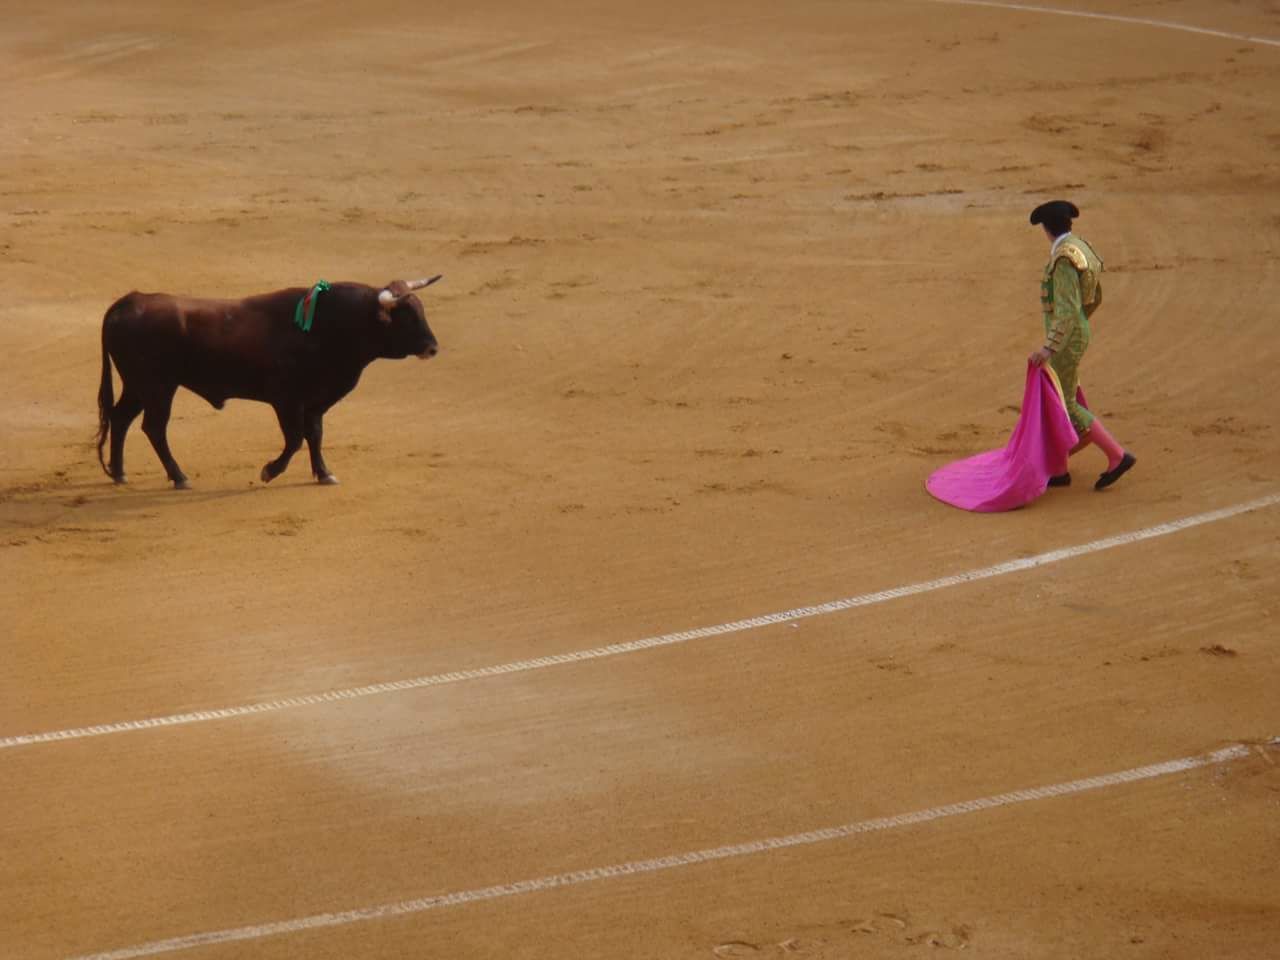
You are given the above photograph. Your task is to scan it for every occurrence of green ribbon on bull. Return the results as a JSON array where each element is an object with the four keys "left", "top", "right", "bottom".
[{"left": 293, "top": 279, "right": 331, "bottom": 333}]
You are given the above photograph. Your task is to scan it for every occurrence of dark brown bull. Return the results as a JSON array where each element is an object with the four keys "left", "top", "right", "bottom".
[{"left": 96, "top": 276, "right": 441, "bottom": 488}]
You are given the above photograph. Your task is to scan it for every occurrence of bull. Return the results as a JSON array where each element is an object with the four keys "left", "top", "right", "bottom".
[{"left": 95, "top": 276, "right": 441, "bottom": 488}]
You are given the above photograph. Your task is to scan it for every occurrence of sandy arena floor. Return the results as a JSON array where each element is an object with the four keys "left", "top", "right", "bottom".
[{"left": 2, "top": 1, "right": 1279, "bottom": 958}]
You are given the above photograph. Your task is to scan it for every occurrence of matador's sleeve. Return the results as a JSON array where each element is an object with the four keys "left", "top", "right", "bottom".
[{"left": 1045, "top": 258, "right": 1083, "bottom": 353}]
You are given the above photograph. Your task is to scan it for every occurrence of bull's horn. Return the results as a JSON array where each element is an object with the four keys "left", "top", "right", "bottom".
[{"left": 378, "top": 275, "right": 442, "bottom": 306}]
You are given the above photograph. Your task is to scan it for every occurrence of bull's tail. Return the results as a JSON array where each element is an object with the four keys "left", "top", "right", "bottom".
[{"left": 96, "top": 312, "right": 115, "bottom": 477}]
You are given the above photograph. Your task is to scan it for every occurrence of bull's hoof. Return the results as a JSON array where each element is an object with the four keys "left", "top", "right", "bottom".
[
  {"left": 173, "top": 478, "right": 191, "bottom": 490},
  {"left": 111, "top": 474, "right": 127, "bottom": 485},
  {"left": 260, "top": 464, "right": 275, "bottom": 483},
  {"left": 316, "top": 473, "right": 339, "bottom": 486}
]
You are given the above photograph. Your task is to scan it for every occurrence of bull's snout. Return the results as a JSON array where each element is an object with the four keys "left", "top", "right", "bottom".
[{"left": 418, "top": 342, "right": 439, "bottom": 359}]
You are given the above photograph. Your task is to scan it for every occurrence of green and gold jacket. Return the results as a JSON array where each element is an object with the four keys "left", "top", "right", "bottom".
[{"left": 1040, "top": 234, "right": 1104, "bottom": 353}]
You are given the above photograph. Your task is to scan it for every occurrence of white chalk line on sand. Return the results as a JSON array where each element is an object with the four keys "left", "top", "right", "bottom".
[
  {"left": 66, "top": 742, "right": 1271, "bottom": 960},
  {"left": 923, "top": 0, "right": 1280, "bottom": 48},
  {"left": 4, "top": 492, "right": 1278, "bottom": 752}
]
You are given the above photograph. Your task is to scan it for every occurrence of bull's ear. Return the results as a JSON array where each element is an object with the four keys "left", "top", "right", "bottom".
[
  {"left": 380, "top": 279, "right": 411, "bottom": 304},
  {"left": 376, "top": 280, "right": 409, "bottom": 322},
  {"left": 375, "top": 288, "right": 398, "bottom": 323}
]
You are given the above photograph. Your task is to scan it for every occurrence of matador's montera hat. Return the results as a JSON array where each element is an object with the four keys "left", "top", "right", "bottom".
[{"left": 1029, "top": 200, "right": 1080, "bottom": 226}]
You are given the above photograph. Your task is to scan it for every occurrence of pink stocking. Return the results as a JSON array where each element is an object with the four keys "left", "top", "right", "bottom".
[{"left": 1084, "top": 418, "right": 1126, "bottom": 469}]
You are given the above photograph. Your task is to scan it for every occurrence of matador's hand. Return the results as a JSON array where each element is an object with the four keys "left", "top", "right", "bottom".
[{"left": 1029, "top": 346, "right": 1052, "bottom": 367}]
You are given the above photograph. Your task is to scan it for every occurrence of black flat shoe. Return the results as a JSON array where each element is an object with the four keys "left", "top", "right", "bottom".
[
  {"left": 1095, "top": 452, "right": 1136, "bottom": 490},
  {"left": 1047, "top": 472, "right": 1071, "bottom": 488}
]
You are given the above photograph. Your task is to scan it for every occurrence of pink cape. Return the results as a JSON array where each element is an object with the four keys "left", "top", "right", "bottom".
[{"left": 926, "top": 364, "right": 1084, "bottom": 512}]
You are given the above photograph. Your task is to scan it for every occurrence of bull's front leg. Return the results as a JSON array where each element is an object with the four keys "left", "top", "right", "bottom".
[
  {"left": 304, "top": 409, "right": 338, "bottom": 485},
  {"left": 261, "top": 402, "right": 304, "bottom": 483}
]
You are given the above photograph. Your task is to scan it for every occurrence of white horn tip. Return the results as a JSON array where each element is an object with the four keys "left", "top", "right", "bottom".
[{"left": 378, "top": 289, "right": 396, "bottom": 306}]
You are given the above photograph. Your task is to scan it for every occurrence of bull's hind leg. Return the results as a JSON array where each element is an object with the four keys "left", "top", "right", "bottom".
[
  {"left": 304, "top": 408, "right": 338, "bottom": 485},
  {"left": 141, "top": 388, "right": 189, "bottom": 489},
  {"left": 261, "top": 403, "right": 304, "bottom": 483},
  {"left": 108, "top": 385, "right": 144, "bottom": 483}
]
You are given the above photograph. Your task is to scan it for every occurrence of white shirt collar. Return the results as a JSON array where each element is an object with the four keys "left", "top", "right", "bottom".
[{"left": 1050, "top": 231, "right": 1075, "bottom": 258}]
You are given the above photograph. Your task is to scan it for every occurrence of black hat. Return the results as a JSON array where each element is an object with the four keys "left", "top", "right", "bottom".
[{"left": 1029, "top": 200, "right": 1079, "bottom": 226}]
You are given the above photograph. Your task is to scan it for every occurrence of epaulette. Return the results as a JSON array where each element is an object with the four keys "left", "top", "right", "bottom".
[{"left": 1053, "top": 242, "right": 1089, "bottom": 272}]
